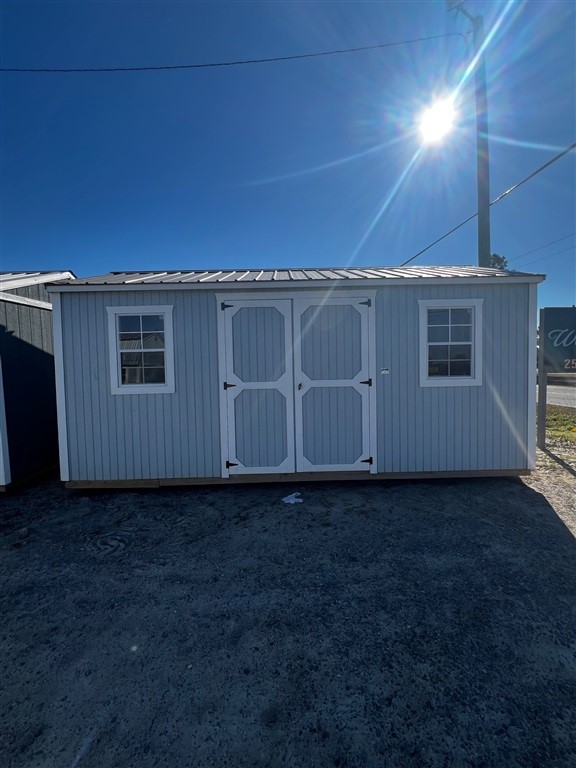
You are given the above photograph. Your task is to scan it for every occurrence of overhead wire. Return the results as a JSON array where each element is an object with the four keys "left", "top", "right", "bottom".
[
  {"left": 508, "top": 232, "right": 576, "bottom": 263},
  {"left": 0, "top": 33, "right": 466, "bottom": 73},
  {"left": 514, "top": 244, "right": 575, "bottom": 269},
  {"left": 399, "top": 142, "right": 576, "bottom": 267},
  {"left": 489, "top": 143, "right": 576, "bottom": 206},
  {"left": 3, "top": 26, "right": 572, "bottom": 272}
]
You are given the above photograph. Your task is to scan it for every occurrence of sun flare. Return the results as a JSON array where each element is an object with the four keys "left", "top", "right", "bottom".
[{"left": 419, "top": 98, "right": 456, "bottom": 144}]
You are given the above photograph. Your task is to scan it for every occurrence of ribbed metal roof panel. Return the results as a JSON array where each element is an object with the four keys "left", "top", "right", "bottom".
[
  {"left": 1, "top": 270, "right": 76, "bottom": 290},
  {"left": 51, "top": 266, "right": 544, "bottom": 286}
]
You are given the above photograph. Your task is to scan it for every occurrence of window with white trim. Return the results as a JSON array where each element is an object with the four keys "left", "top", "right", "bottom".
[
  {"left": 418, "top": 299, "right": 483, "bottom": 387},
  {"left": 106, "top": 306, "right": 175, "bottom": 394}
]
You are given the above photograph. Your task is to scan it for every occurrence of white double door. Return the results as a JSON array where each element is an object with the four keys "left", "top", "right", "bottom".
[{"left": 219, "top": 295, "right": 375, "bottom": 476}]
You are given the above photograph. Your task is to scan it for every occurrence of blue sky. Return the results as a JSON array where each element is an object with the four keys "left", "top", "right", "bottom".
[{"left": 1, "top": 0, "right": 574, "bottom": 308}]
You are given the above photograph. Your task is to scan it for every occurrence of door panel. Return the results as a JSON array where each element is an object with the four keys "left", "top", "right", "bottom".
[
  {"left": 220, "top": 295, "right": 374, "bottom": 477},
  {"left": 223, "top": 300, "right": 294, "bottom": 474},
  {"left": 300, "top": 304, "right": 362, "bottom": 380},
  {"left": 232, "top": 306, "right": 286, "bottom": 382},
  {"left": 301, "top": 386, "right": 363, "bottom": 466},
  {"left": 295, "top": 298, "right": 372, "bottom": 472},
  {"left": 234, "top": 389, "right": 288, "bottom": 468}
]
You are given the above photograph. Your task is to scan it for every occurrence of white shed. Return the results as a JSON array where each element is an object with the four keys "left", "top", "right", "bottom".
[{"left": 48, "top": 266, "right": 543, "bottom": 488}]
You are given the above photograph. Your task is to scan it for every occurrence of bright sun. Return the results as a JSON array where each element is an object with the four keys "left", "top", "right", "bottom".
[{"left": 419, "top": 98, "right": 456, "bottom": 144}]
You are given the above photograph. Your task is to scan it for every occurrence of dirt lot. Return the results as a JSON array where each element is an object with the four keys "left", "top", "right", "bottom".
[{"left": 2, "top": 443, "right": 575, "bottom": 768}]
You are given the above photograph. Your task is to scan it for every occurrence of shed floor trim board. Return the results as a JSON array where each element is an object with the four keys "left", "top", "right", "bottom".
[{"left": 65, "top": 469, "right": 529, "bottom": 489}]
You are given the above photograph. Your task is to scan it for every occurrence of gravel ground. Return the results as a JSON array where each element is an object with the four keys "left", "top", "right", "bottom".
[{"left": 1, "top": 444, "right": 576, "bottom": 768}]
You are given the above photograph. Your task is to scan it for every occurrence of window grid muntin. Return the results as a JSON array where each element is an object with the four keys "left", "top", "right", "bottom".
[
  {"left": 117, "top": 313, "right": 166, "bottom": 386},
  {"left": 427, "top": 307, "right": 474, "bottom": 378}
]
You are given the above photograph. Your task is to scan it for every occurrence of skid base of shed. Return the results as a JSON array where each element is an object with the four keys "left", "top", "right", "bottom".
[{"left": 65, "top": 469, "right": 530, "bottom": 489}]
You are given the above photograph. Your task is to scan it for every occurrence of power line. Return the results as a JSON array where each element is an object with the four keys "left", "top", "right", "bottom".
[
  {"left": 508, "top": 232, "right": 576, "bottom": 263},
  {"left": 489, "top": 142, "right": 576, "bottom": 206},
  {"left": 515, "top": 244, "right": 575, "bottom": 269},
  {"left": 400, "top": 141, "right": 576, "bottom": 267},
  {"left": 0, "top": 33, "right": 465, "bottom": 73},
  {"left": 400, "top": 212, "right": 478, "bottom": 267}
]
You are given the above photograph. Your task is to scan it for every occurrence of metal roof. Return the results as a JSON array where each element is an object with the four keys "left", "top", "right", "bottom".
[
  {"left": 0, "top": 271, "right": 75, "bottom": 291},
  {"left": 51, "top": 266, "right": 544, "bottom": 286}
]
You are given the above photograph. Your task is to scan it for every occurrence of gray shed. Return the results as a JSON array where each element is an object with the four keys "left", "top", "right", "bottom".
[
  {"left": 0, "top": 271, "right": 75, "bottom": 489},
  {"left": 48, "top": 266, "right": 543, "bottom": 488}
]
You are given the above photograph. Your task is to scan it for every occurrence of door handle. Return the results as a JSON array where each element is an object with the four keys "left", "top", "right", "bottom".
[{"left": 298, "top": 383, "right": 302, "bottom": 390}]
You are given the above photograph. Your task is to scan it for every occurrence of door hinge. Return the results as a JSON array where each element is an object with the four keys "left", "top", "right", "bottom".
[
  {"left": 359, "top": 298, "right": 372, "bottom": 307},
  {"left": 226, "top": 460, "right": 238, "bottom": 469},
  {"left": 223, "top": 381, "right": 236, "bottom": 390},
  {"left": 221, "top": 302, "right": 233, "bottom": 310},
  {"left": 360, "top": 378, "right": 372, "bottom": 386},
  {"left": 361, "top": 456, "right": 373, "bottom": 465}
]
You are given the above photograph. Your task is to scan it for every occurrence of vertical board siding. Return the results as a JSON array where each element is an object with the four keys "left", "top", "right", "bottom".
[
  {"left": 235, "top": 389, "right": 288, "bottom": 467},
  {"left": 302, "top": 386, "right": 363, "bottom": 465},
  {"left": 61, "top": 291, "right": 220, "bottom": 480},
  {"left": 375, "top": 283, "right": 531, "bottom": 472},
  {"left": 232, "top": 306, "right": 286, "bottom": 382},
  {"left": 7, "top": 284, "right": 51, "bottom": 303},
  {"left": 61, "top": 282, "right": 532, "bottom": 481},
  {"left": 300, "top": 304, "right": 362, "bottom": 380},
  {"left": 0, "top": 299, "right": 58, "bottom": 481}
]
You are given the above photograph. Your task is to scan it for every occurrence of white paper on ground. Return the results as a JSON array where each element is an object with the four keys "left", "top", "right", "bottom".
[{"left": 282, "top": 492, "right": 303, "bottom": 504}]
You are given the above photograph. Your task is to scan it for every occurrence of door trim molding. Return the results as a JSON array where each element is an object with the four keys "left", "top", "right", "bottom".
[
  {"left": 216, "top": 299, "right": 230, "bottom": 477},
  {"left": 218, "top": 298, "right": 295, "bottom": 475},
  {"left": 293, "top": 295, "right": 376, "bottom": 473},
  {"left": 216, "top": 290, "right": 377, "bottom": 477}
]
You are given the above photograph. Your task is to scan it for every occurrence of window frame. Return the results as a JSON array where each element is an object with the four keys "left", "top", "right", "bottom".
[
  {"left": 418, "top": 299, "right": 483, "bottom": 388},
  {"left": 106, "top": 305, "right": 175, "bottom": 395}
]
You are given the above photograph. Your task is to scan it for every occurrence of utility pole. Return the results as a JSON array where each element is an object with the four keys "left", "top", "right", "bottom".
[{"left": 448, "top": 1, "right": 491, "bottom": 268}]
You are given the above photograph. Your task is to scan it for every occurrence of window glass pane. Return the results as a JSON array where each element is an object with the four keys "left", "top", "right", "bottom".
[
  {"left": 143, "top": 367, "right": 166, "bottom": 384},
  {"left": 451, "top": 325, "right": 471, "bottom": 342},
  {"left": 142, "top": 332, "right": 165, "bottom": 349},
  {"left": 118, "top": 315, "right": 141, "bottom": 332},
  {"left": 428, "top": 344, "right": 449, "bottom": 361},
  {"left": 451, "top": 308, "right": 472, "bottom": 325},
  {"left": 428, "top": 361, "right": 449, "bottom": 376},
  {"left": 428, "top": 325, "right": 449, "bottom": 342},
  {"left": 142, "top": 314, "right": 164, "bottom": 332},
  {"left": 122, "top": 367, "right": 144, "bottom": 384},
  {"left": 423, "top": 304, "right": 477, "bottom": 382},
  {"left": 119, "top": 332, "right": 141, "bottom": 349},
  {"left": 113, "top": 309, "right": 171, "bottom": 390},
  {"left": 121, "top": 352, "right": 142, "bottom": 367},
  {"left": 143, "top": 351, "right": 164, "bottom": 367},
  {"left": 450, "top": 360, "right": 471, "bottom": 376},
  {"left": 449, "top": 344, "right": 471, "bottom": 361},
  {"left": 428, "top": 309, "right": 449, "bottom": 326}
]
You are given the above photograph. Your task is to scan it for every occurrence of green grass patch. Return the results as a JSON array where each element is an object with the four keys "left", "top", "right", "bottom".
[{"left": 547, "top": 405, "right": 576, "bottom": 443}]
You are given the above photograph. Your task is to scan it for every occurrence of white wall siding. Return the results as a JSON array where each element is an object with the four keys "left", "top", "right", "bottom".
[
  {"left": 61, "top": 290, "right": 220, "bottom": 481},
  {"left": 375, "top": 283, "right": 531, "bottom": 472}
]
